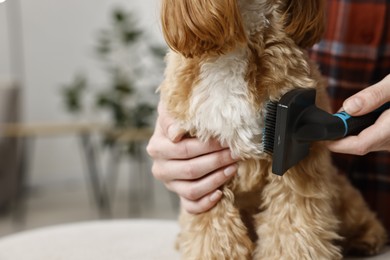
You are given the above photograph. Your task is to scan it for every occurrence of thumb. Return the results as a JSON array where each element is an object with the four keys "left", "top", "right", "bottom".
[
  {"left": 343, "top": 75, "right": 390, "bottom": 116},
  {"left": 157, "top": 102, "right": 186, "bottom": 142}
]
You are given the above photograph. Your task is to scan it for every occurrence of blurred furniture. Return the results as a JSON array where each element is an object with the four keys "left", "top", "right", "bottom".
[
  {"left": 0, "top": 219, "right": 388, "bottom": 260},
  {"left": 102, "top": 128, "right": 154, "bottom": 212},
  {"left": 0, "top": 80, "right": 21, "bottom": 213},
  {"left": 0, "top": 121, "right": 153, "bottom": 220},
  {"left": 0, "top": 122, "right": 108, "bottom": 220},
  {"left": 0, "top": 219, "right": 180, "bottom": 260}
]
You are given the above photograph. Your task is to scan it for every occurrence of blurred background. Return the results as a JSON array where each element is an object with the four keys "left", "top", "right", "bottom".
[{"left": 0, "top": 0, "right": 178, "bottom": 237}]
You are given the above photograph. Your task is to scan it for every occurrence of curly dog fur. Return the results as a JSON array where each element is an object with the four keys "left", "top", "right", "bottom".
[{"left": 158, "top": 0, "right": 387, "bottom": 259}]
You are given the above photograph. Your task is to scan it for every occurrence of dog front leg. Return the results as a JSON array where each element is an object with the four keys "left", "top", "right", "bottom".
[
  {"left": 253, "top": 174, "right": 342, "bottom": 260},
  {"left": 176, "top": 187, "right": 253, "bottom": 260}
]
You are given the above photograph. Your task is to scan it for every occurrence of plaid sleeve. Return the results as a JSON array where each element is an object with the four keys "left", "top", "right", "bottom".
[{"left": 308, "top": 0, "right": 390, "bottom": 237}]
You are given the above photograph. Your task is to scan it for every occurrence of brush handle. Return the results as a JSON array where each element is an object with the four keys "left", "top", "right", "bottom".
[
  {"left": 333, "top": 102, "right": 390, "bottom": 137},
  {"left": 294, "top": 102, "right": 390, "bottom": 142}
]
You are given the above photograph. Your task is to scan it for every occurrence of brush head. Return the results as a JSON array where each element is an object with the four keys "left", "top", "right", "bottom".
[
  {"left": 262, "top": 88, "right": 316, "bottom": 176},
  {"left": 262, "top": 101, "right": 278, "bottom": 154}
]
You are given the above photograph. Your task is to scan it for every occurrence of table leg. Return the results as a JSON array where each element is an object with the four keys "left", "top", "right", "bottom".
[
  {"left": 136, "top": 142, "right": 153, "bottom": 204},
  {"left": 79, "top": 133, "right": 110, "bottom": 217},
  {"left": 105, "top": 142, "right": 121, "bottom": 202},
  {"left": 12, "top": 136, "right": 34, "bottom": 225}
]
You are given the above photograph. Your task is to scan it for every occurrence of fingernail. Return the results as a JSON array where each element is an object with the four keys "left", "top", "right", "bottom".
[
  {"left": 344, "top": 97, "right": 363, "bottom": 115},
  {"left": 209, "top": 190, "right": 222, "bottom": 202},
  {"left": 224, "top": 164, "right": 237, "bottom": 177},
  {"left": 230, "top": 151, "right": 239, "bottom": 160},
  {"left": 167, "top": 123, "right": 182, "bottom": 141}
]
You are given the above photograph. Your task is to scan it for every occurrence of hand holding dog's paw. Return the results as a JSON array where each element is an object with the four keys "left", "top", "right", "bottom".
[{"left": 147, "top": 102, "right": 239, "bottom": 214}]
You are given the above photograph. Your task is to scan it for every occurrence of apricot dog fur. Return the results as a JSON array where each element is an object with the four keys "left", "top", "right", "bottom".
[{"left": 158, "top": 0, "right": 387, "bottom": 259}]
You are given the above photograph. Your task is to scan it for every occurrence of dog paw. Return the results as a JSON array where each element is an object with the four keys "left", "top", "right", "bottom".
[
  {"left": 346, "top": 226, "right": 387, "bottom": 256},
  {"left": 345, "top": 230, "right": 388, "bottom": 256}
]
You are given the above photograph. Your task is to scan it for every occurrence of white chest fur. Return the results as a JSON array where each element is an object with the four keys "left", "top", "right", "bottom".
[{"left": 185, "top": 48, "right": 264, "bottom": 159}]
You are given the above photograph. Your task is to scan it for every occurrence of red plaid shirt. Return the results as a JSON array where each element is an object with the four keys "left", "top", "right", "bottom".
[{"left": 309, "top": 0, "right": 390, "bottom": 236}]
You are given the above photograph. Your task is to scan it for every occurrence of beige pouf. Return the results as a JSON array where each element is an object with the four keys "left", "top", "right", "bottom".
[
  {"left": 0, "top": 219, "right": 388, "bottom": 260},
  {"left": 0, "top": 220, "right": 180, "bottom": 260}
]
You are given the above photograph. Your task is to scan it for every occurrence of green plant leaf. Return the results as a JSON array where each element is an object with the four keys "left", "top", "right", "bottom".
[
  {"left": 122, "top": 30, "right": 142, "bottom": 44},
  {"left": 61, "top": 74, "right": 88, "bottom": 114},
  {"left": 113, "top": 9, "right": 126, "bottom": 23},
  {"left": 61, "top": 6, "right": 163, "bottom": 131}
]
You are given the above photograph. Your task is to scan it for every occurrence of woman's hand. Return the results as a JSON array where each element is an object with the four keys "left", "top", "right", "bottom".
[
  {"left": 328, "top": 75, "right": 390, "bottom": 155},
  {"left": 146, "top": 102, "right": 238, "bottom": 214}
]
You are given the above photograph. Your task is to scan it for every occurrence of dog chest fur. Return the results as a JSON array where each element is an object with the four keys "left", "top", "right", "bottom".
[{"left": 188, "top": 48, "right": 263, "bottom": 159}]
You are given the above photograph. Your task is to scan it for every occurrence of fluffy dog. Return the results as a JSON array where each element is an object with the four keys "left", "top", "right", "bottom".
[{"left": 158, "top": 0, "right": 387, "bottom": 259}]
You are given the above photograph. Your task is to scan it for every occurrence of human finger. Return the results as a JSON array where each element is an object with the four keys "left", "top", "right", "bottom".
[
  {"left": 180, "top": 190, "right": 223, "bottom": 214},
  {"left": 343, "top": 75, "right": 390, "bottom": 116},
  {"left": 152, "top": 148, "right": 238, "bottom": 182},
  {"left": 157, "top": 102, "right": 186, "bottom": 142},
  {"left": 147, "top": 133, "right": 229, "bottom": 160},
  {"left": 165, "top": 164, "right": 237, "bottom": 201}
]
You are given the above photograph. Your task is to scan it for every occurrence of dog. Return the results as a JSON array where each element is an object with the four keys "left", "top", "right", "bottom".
[{"left": 158, "top": 0, "right": 387, "bottom": 259}]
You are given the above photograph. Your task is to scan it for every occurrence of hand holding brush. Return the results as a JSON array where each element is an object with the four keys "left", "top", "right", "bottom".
[
  {"left": 328, "top": 75, "right": 390, "bottom": 155},
  {"left": 264, "top": 79, "right": 390, "bottom": 175}
]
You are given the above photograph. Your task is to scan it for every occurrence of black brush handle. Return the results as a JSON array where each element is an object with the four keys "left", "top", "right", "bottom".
[
  {"left": 334, "top": 102, "right": 390, "bottom": 137},
  {"left": 294, "top": 102, "right": 390, "bottom": 142}
]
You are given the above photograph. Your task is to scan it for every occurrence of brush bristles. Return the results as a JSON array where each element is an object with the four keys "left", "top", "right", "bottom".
[{"left": 262, "top": 101, "right": 277, "bottom": 154}]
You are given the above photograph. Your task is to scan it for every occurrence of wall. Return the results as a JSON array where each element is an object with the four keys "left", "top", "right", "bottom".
[
  {"left": 0, "top": 2, "right": 11, "bottom": 80},
  {"left": 0, "top": 0, "right": 164, "bottom": 185}
]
